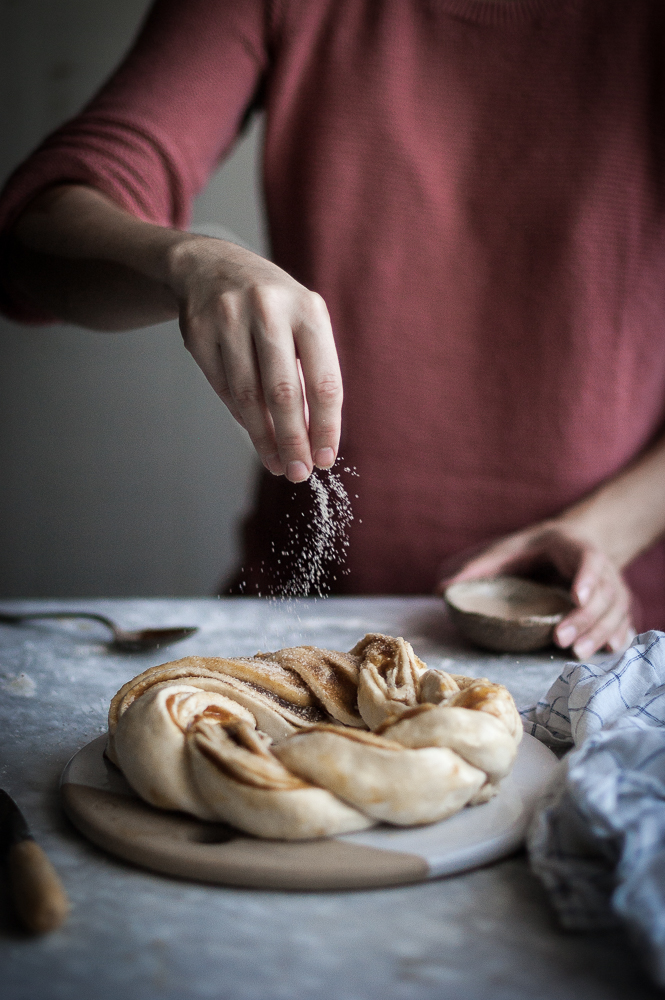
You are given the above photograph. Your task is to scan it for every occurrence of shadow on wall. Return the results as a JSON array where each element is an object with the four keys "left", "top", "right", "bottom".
[{"left": 0, "top": 0, "right": 266, "bottom": 597}]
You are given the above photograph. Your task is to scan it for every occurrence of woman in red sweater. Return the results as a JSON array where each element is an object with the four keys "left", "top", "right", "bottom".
[{"left": 2, "top": 0, "right": 665, "bottom": 657}]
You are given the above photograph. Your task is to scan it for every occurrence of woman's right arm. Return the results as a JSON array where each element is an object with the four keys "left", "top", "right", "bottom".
[
  {"left": 6, "top": 183, "right": 342, "bottom": 482},
  {"left": 0, "top": 0, "right": 343, "bottom": 481}
]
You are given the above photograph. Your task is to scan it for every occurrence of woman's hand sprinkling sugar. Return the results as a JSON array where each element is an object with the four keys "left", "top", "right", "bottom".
[{"left": 170, "top": 238, "right": 342, "bottom": 483}]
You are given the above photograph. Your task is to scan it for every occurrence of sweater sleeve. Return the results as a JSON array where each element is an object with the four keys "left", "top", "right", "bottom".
[{"left": 0, "top": 0, "right": 269, "bottom": 322}]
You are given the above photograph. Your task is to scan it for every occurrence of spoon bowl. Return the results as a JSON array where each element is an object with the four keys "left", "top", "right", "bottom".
[
  {"left": 0, "top": 611, "right": 198, "bottom": 652},
  {"left": 109, "top": 625, "right": 199, "bottom": 652}
]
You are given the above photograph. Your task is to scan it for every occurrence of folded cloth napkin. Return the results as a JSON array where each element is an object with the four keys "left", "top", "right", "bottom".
[{"left": 521, "top": 631, "right": 665, "bottom": 986}]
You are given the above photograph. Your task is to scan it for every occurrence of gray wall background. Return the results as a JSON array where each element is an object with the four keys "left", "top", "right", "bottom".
[{"left": 0, "top": 0, "right": 266, "bottom": 597}]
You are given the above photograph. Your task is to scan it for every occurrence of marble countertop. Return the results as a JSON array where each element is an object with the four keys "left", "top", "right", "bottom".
[{"left": 0, "top": 596, "right": 660, "bottom": 1000}]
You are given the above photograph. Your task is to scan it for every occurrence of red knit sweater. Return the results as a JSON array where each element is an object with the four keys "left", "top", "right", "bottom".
[{"left": 3, "top": 0, "right": 665, "bottom": 623}]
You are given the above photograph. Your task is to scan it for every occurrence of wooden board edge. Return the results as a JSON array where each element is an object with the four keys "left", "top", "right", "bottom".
[{"left": 61, "top": 784, "right": 429, "bottom": 891}]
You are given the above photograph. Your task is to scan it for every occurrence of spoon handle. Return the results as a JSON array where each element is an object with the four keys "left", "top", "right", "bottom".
[{"left": 0, "top": 611, "right": 115, "bottom": 631}]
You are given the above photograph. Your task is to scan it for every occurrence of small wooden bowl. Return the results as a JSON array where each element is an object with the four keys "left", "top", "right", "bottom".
[{"left": 444, "top": 576, "right": 574, "bottom": 653}]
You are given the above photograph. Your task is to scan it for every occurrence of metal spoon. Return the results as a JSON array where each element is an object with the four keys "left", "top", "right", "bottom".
[{"left": 0, "top": 611, "right": 198, "bottom": 652}]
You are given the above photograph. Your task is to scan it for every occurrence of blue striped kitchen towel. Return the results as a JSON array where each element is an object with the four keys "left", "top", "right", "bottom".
[{"left": 521, "top": 631, "right": 665, "bottom": 986}]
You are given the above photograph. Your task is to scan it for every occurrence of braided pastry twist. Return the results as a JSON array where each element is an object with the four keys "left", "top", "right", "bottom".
[{"left": 108, "top": 634, "right": 522, "bottom": 839}]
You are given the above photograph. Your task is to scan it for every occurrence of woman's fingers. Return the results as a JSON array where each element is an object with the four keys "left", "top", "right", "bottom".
[
  {"left": 564, "top": 544, "right": 604, "bottom": 608},
  {"left": 439, "top": 526, "right": 586, "bottom": 591},
  {"left": 181, "top": 317, "right": 245, "bottom": 425},
  {"left": 293, "top": 293, "right": 342, "bottom": 470},
  {"left": 569, "top": 598, "right": 631, "bottom": 658},
  {"left": 436, "top": 536, "right": 530, "bottom": 591},
  {"left": 249, "top": 286, "right": 314, "bottom": 482},
  {"left": 554, "top": 553, "right": 632, "bottom": 657},
  {"left": 218, "top": 288, "right": 306, "bottom": 475},
  {"left": 607, "top": 616, "right": 636, "bottom": 653},
  {"left": 184, "top": 305, "right": 280, "bottom": 472}
]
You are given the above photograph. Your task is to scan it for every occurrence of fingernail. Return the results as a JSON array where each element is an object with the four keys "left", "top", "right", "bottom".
[
  {"left": 609, "top": 629, "right": 636, "bottom": 653},
  {"left": 286, "top": 461, "right": 310, "bottom": 483},
  {"left": 556, "top": 625, "right": 576, "bottom": 647},
  {"left": 576, "top": 584, "right": 590, "bottom": 605},
  {"left": 573, "top": 638, "right": 593, "bottom": 660},
  {"left": 314, "top": 447, "right": 335, "bottom": 469},
  {"left": 265, "top": 454, "right": 283, "bottom": 476}
]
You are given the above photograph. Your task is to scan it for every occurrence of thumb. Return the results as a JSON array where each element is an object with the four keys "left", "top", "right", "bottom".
[{"left": 437, "top": 545, "right": 523, "bottom": 593}]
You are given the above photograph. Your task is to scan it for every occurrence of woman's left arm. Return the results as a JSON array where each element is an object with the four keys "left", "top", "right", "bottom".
[{"left": 437, "top": 429, "right": 665, "bottom": 658}]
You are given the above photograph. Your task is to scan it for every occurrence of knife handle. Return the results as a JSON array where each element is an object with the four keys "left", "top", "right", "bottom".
[{"left": 8, "top": 839, "right": 70, "bottom": 932}]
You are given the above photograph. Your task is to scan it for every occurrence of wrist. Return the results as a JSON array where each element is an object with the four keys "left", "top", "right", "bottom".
[
  {"left": 164, "top": 234, "right": 248, "bottom": 302},
  {"left": 162, "top": 233, "right": 208, "bottom": 300},
  {"left": 554, "top": 506, "right": 621, "bottom": 561},
  {"left": 554, "top": 486, "right": 659, "bottom": 569}
]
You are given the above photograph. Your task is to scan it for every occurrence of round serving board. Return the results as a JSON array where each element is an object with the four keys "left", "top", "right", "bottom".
[{"left": 60, "top": 733, "right": 558, "bottom": 891}]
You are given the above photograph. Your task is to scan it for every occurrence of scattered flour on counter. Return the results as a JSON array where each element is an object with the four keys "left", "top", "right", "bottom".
[{"left": 1, "top": 672, "right": 36, "bottom": 697}]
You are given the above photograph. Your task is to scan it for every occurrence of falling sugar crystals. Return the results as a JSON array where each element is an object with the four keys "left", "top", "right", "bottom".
[
  {"left": 236, "top": 465, "right": 359, "bottom": 599},
  {"left": 277, "top": 465, "right": 357, "bottom": 598}
]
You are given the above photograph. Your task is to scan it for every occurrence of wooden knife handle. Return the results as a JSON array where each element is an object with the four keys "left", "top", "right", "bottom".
[{"left": 8, "top": 839, "right": 70, "bottom": 932}]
